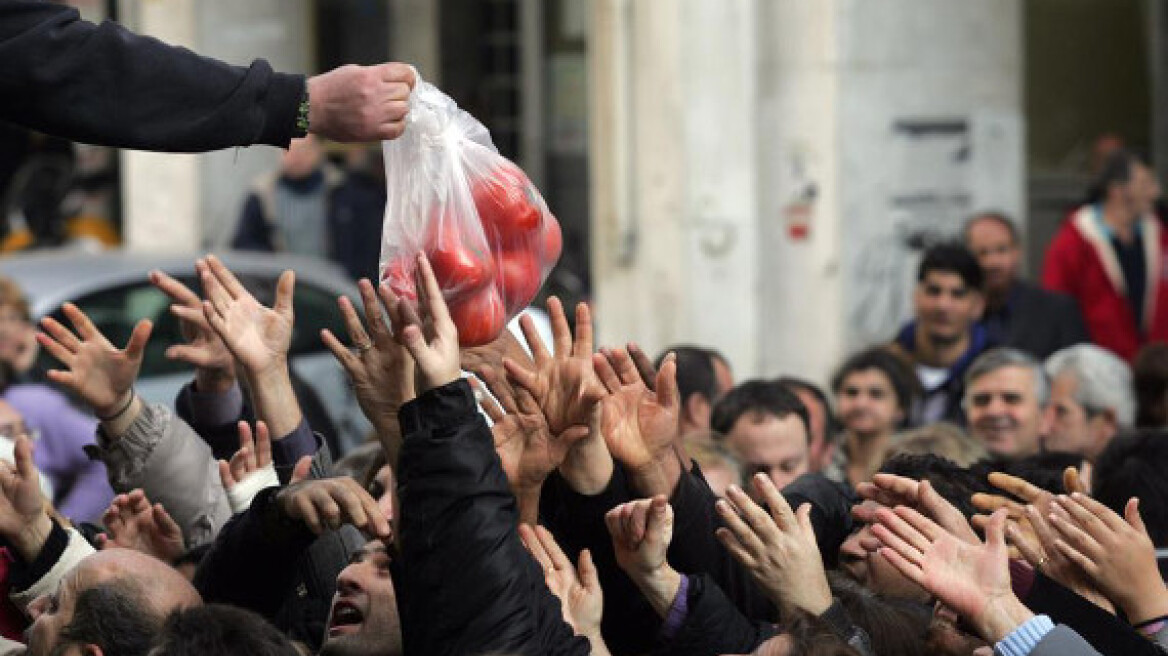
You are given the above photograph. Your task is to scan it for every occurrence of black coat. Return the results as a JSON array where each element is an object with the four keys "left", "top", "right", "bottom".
[
  {"left": 984, "top": 281, "right": 1089, "bottom": 361},
  {"left": 396, "top": 380, "right": 589, "bottom": 655},
  {"left": 0, "top": 1, "right": 301, "bottom": 151}
]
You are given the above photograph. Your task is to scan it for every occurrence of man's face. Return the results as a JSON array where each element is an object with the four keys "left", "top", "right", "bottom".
[
  {"left": 791, "top": 388, "right": 829, "bottom": 472},
  {"left": 965, "top": 218, "right": 1020, "bottom": 296},
  {"left": 724, "top": 412, "right": 809, "bottom": 491},
  {"left": 913, "top": 272, "right": 983, "bottom": 347},
  {"left": 836, "top": 369, "right": 902, "bottom": 438},
  {"left": 1124, "top": 162, "right": 1162, "bottom": 216},
  {"left": 967, "top": 366, "right": 1044, "bottom": 460},
  {"left": 1042, "top": 373, "right": 1116, "bottom": 461},
  {"left": 321, "top": 542, "right": 402, "bottom": 656},
  {"left": 26, "top": 567, "right": 86, "bottom": 656},
  {"left": 838, "top": 504, "right": 930, "bottom": 603}
]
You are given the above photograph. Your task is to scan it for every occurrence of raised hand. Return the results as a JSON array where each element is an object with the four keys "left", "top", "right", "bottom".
[
  {"left": 199, "top": 255, "right": 293, "bottom": 379},
  {"left": 37, "top": 302, "right": 150, "bottom": 417},
  {"left": 321, "top": 278, "right": 416, "bottom": 442},
  {"left": 872, "top": 507, "right": 1033, "bottom": 644},
  {"left": 715, "top": 474, "right": 832, "bottom": 615},
  {"left": 604, "top": 495, "right": 682, "bottom": 618},
  {"left": 593, "top": 348, "right": 680, "bottom": 494},
  {"left": 519, "top": 524, "right": 606, "bottom": 649},
  {"left": 97, "top": 489, "right": 185, "bottom": 563},
  {"left": 276, "top": 457, "right": 391, "bottom": 538},
  {"left": 854, "top": 473, "right": 978, "bottom": 545},
  {"left": 504, "top": 298, "right": 606, "bottom": 441},
  {"left": 1047, "top": 493, "right": 1168, "bottom": 624},
  {"left": 218, "top": 421, "right": 280, "bottom": 514},
  {"left": 380, "top": 255, "right": 460, "bottom": 393},
  {"left": 150, "top": 268, "right": 235, "bottom": 393},
  {"left": 472, "top": 366, "right": 570, "bottom": 497},
  {"left": 0, "top": 435, "right": 51, "bottom": 562}
]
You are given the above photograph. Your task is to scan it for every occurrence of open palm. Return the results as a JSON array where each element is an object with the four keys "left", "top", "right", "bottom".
[
  {"left": 38, "top": 302, "right": 150, "bottom": 414},
  {"left": 200, "top": 255, "right": 294, "bottom": 376},
  {"left": 592, "top": 349, "right": 678, "bottom": 471}
]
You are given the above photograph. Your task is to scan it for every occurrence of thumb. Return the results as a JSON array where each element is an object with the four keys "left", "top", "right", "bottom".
[
  {"left": 577, "top": 549, "right": 600, "bottom": 593},
  {"left": 1126, "top": 497, "right": 1147, "bottom": 535},
  {"left": 274, "top": 270, "right": 296, "bottom": 318},
  {"left": 290, "top": 456, "right": 313, "bottom": 484},
  {"left": 645, "top": 496, "right": 674, "bottom": 547},
  {"left": 124, "top": 319, "right": 153, "bottom": 361}
]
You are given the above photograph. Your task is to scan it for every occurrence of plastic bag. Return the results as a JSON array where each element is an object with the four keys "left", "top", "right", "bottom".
[{"left": 379, "top": 73, "right": 563, "bottom": 346}]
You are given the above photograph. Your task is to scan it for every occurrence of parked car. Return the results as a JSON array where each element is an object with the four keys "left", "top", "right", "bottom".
[{"left": 0, "top": 247, "right": 372, "bottom": 455}]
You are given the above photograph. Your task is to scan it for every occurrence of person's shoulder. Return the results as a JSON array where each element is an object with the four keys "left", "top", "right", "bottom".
[
  {"left": 1015, "top": 280, "right": 1078, "bottom": 309},
  {"left": 3, "top": 383, "right": 69, "bottom": 406}
]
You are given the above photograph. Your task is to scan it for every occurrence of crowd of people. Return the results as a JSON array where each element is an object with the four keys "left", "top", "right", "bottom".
[{"left": 4, "top": 1, "right": 1168, "bottom": 655}]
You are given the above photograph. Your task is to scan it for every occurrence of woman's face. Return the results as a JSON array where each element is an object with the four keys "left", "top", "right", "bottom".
[{"left": 837, "top": 369, "right": 902, "bottom": 438}]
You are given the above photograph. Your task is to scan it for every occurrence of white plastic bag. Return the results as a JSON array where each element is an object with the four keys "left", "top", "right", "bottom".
[{"left": 379, "top": 73, "right": 562, "bottom": 346}]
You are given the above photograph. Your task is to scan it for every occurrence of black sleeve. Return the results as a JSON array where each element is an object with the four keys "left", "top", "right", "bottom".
[
  {"left": 667, "top": 467, "right": 778, "bottom": 622},
  {"left": 192, "top": 487, "right": 317, "bottom": 618},
  {"left": 396, "top": 379, "right": 590, "bottom": 656},
  {"left": 1022, "top": 572, "right": 1160, "bottom": 656},
  {"left": 652, "top": 574, "right": 778, "bottom": 656},
  {"left": 0, "top": 1, "right": 302, "bottom": 151}
]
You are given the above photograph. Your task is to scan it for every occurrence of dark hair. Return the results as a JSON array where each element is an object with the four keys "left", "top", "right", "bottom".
[
  {"left": 150, "top": 605, "right": 300, "bottom": 656},
  {"left": 655, "top": 345, "right": 727, "bottom": 406},
  {"left": 1087, "top": 148, "right": 1150, "bottom": 204},
  {"left": 972, "top": 451, "right": 1083, "bottom": 495},
  {"left": 711, "top": 380, "right": 811, "bottom": 440},
  {"left": 777, "top": 377, "right": 840, "bottom": 439},
  {"left": 963, "top": 211, "right": 1020, "bottom": 245},
  {"left": 1093, "top": 429, "right": 1168, "bottom": 547},
  {"left": 830, "top": 347, "right": 922, "bottom": 421},
  {"left": 917, "top": 243, "right": 984, "bottom": 292},
  {"left": 877, "top": 453, "right": 989, "bottom": 519},
  {"left": 774, "top": 605, "right": 863, "bottom": 656},
  {"left": 829, "top": 573, "right": 932, "bottom": 656},
  {"left": 58, "top": 579, "right": 159, "bottom": 656},
  {"left": 1134, "top": 343, "right": 1168, "bottom": 428}
]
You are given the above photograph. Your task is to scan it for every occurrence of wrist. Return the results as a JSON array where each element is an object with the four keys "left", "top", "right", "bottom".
[
  {"left": 1121, "top": 586, "right": 1168, "bottom": 625},
  {"left": 560, "top": 432, "right": 613, "bottom": 496},
  {"left": 977, "top": 594, "right": 1034, "bottom": 644},
  {"left": 95, "top": 388, "right": 134, "bottom": 420},
  {"left": 13, "top": 512, "right": 53, "bottom": 563},
  {"left": 629, "top": 452, "right": 682, "bottom": 498},
  {"left": 631, "top": 564, "right": 682, "bottom": 618}
]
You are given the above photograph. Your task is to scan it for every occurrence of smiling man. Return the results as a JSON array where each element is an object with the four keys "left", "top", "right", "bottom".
[
  {"left": 891, "top": 243, "right": 993, "bottom": 425},
  {"left": 963, "top": 348, "right": 1049, "bottom": 461}
]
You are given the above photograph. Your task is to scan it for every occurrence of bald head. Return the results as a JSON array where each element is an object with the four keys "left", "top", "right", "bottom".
[{"left": 82, "top": 549, "right": 203, "bottom": 611}]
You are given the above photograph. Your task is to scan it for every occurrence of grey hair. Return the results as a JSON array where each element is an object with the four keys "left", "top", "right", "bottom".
[
  {"left": 964, "top": 347, "right": 1049, "bottom": 407},
  {"left": 1045, "top": 344, "right": 1135, "bottom": 427}
]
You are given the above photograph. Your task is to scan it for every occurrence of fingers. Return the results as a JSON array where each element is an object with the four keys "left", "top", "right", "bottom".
[
  {"left": 153, "top": 503, "right": 183, "bottom": 540},
  {"left": 123, "top": 320, "right": 153, "bottom": 362},
  {"left": 1046, "top": 504, "right": 1103, "bottom": 562},
  {"left": 546, "top": 297, "right": 572, "bottom": 358},
  {"left": 1065, "top": 492, "right": 1127, "bottom": 534},
  {"left": 592, "top": 352, "right": 621, "bottom": 393},
  {"left": 1126, "top": 497, "right": 1147, "bottom": 536},
  {"left": 472, "top": 365, "right": 517, "bottom": 414},
  {"left": 1008, "top": 520, "right": 1045, "bottom": 566},
  {"left": 413, "top": 255, "right": 451, "bottom": 332},
  {"left": 627, "top": 342, "right": 657, "bottom": 391},
  {"left": 870, "top": 473, "right": 920, "bottom": 504},
  {"left": 38, "top": 316, "right": 81, "bottom": 354},
  {"left": 470, "top": 377, "right": 505, "bottom": 423},
  {"left": 520, "top": 523, "right": 555, "bottom": 573},
  {"left": 12, "top": 434, "right": 36, "bottom": 484},
  {"left": 535, "top": 525, "right": 572, "bottom": 572},
  {"left": 892, "top": 506, "right": 947, "bottom": 544},
  {"left": 984, "top": 508, "right": 1008, "bottom": 550},
  {"left": 715, "top": 494, "right": 766, "bottom": 559},
  {"left": 1063, "top": 466, "right": 1086, "bottom": 495},
  {"left": 573, "top": 303, "right": 594, "bottom": 359},
  {"left": 577, "top": 549, "right": 600, "bottom": 592},
  {"left": 150, "top": 269, "right": 200, "bottom": 306},
  {"left": 878, "top": 545, "right": 926, "bottom": 587},
  {"left": 273, "top": 270, "right": 296, "bottom": 319},
  {"left": 218, "top": 460, "right": 235, "bottom": 490},
  {"left": 322, "top": 328, "right": 360, "bottom": 372},
  {"left": 357, "top": 279, "right": 392, "bottom": 345},
  {"left": 337, "top": 295, "right": 372, "bottom": 350},
  {"left": 519, "top": 314, "right": 552, "bottom": 364},
  {"left": 752, "top": 472, "right": 796, "bottom": 531},
  {"left": 987, "top": 471, "right": 1045, "bottom": 504},
  {"left": 654, "top": 355, "right": 679, "bottom": 412},
  {"left": 203, "top": 255, "right": 248, "bottom": 300},
  {"left": 645, "top": 495, "right": 674, "bottom": 547},
  {"left": 235, "top": 420, "right": 257, "bottom": 469},
  {"left": 61, "top": 303, "right": 99, "bottom": 342},
  {"left": 254, "top": 421, "right": 272, "bottom": 468},
  {"left": 872, "top": 507, "right": 931, "bottom": 557},
  {"left": 971, "top": 492, "right": 1025, "bottom": 520},
  {"left": 607, "top": 348, "right": 641, "bottom": 386}
]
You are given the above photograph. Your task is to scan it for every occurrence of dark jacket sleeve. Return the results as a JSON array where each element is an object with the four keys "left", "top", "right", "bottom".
[
  {"left": 0, "top": 1, "right": 302, "bottom": 151},
  {"left": 652, "top": 574, "right": 778, "bottom": 656},
  {"left": 396, "top": 379, "right": 590, "bottom": 656},
  {"left": 1021, "top": 572, "right": 1159, "bottom": 656},
  {"left": 193, "top": 486, "right": 318, "bottom": 617}
]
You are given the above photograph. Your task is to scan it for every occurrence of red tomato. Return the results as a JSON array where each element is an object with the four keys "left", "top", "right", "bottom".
[
  {"left": 540, "top": 214, "right": 563, "bottom": 264},
  {"left": 425, "top": 219, "right": 494, "bottom": 299},
  {"left": 473, "top": 161, "right": 542, "bottom": 247},
  {"left": 496, "top": 249, "right": 542, "bottom": 314},
  {"left": 448, "top": 286, "right": 507, "bottom": 347},
  {"left": 380, "top": 258, "right": 417, "bottom": 301}
]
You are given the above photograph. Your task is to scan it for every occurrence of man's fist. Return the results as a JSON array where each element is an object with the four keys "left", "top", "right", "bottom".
[
  {"left": 276, "top": 472, "right": 391, "bottom": 539},
  {"left": 307, "top": 63, "right": 416, "bottom": 142}
]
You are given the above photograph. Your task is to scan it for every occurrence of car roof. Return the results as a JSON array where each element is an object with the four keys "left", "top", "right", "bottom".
[{"left": 0, "top": 247, "right": 361, "bottom": 317}]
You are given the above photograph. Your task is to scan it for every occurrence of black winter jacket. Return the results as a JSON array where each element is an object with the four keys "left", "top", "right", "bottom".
[
  {"left": 396, "top": 379, "right": 590, "bottom": 656},
  {"left": 0, "top": 1, "right": 302, "bottom": 151}
]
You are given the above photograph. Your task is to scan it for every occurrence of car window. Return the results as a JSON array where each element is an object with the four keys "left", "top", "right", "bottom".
[{"left": 291, "top": 283, "right": 352, "bottom": 357}]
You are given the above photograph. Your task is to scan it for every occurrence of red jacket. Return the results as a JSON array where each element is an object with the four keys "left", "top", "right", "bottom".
[{"left": 1042, "top": 205, "right": 1168, "bottom": 361}]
